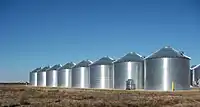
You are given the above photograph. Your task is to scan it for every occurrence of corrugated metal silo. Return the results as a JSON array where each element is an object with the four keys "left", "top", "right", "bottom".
[
  {"left": 72, "top": 60, "right": 92, "bottom": 88},
  {"left": 58, "top": 62, "right": 76, "bottom": 88},
  {"left": 145, "top": 46, "right": 191, "bottom": 91},
  {"left": 190, "top": 65, "right": 196, "bottom": 86},
  {"left": 37, "top": 66, "right": 51, "bottom": 87},
  {"left": 190, "top": 68, "right": 193, "bottom": 86},
  {"left": 29, "top": 67, "right": 42, "bottom": 86},
  {"left": 46, "top": 64, "right": 62, "bottom": 87},
  {"left": 191, "top": 64, "right": 200, "bottom": 86},
  {"left": 114, "top": 52, "right": 144, "bottom": 89},
  {"left": 90, "top": 57, "right": 115, "bottom": 89}
]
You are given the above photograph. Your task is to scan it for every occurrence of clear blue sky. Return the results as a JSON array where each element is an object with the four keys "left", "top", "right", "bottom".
[{"left": 0, "top": 0, "right": 199, "bottom": 82}]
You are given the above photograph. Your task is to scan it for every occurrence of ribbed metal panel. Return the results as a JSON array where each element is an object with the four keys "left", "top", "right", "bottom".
[
  {"left": 46, "top": 64, "right": 62, "bottom": 87},
  {"left": 58, "top": 62, "right": 75, "bottom": 87},
  {"left": 114, "top": 52, "right": 144, "bottom": 89},
  {"left": 90, "top": 57, "right": 114, "bottom": 89},
  {"left": 37, "top": 66, "right": 51, "bottom": 87},
  {"left": 114, "top": 62, "right": 144, "bottom": 89},
  {"left": 190, "top": 69, "right": 193, "bottom": 86},
  {"left": 145, "top": 46, "right": 190, "bottom": 91},
  {"left": 29, "top": 67, "right": 41, "bottom": 86},
  {"left": 29, "top": 72, "right": 37, "bottom": 86},
  {"left": 72, "top": 60, "right": 92, "bottom": 88},
  {"left": 191, "top": 65, "right": 200, "bottom": 86}
]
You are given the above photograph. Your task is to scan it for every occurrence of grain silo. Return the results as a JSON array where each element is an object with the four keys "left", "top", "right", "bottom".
[
  {"left": 114, "top": 52, "right": 144, "bottom": 89},
  {"left": 145, "top": 46, "right": 191, "bottom": 91},
  {"left": 90, "top": 56, "right": 115, "bottom": 89},
  {"left": 190, "top": 68, "right": 193, "bottom": 86},
  {"left": 46, "top": 64, "right": 62, "bottom": 87},
  {"left": 58, "top": 62, "right": 76, "bottom": 88},
  {"left": 72, "top": 60, "right": 92, "bottom": 88},
  {"left": 191, "top": 64, "right": 200, "bottom": 86},
  {"left": 37, "top": 66, "right": 51, "bottom": 87},
  {"left": 29, "top": 67, "right": 42, "bottom": 86},
  {"left": 190, "top": 65, "right": 196, "bottom": 86}
]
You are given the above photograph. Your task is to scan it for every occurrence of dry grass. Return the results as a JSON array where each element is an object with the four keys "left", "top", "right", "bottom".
[{"left": 0, "top": 86, "right": 200, "bottom": 107}]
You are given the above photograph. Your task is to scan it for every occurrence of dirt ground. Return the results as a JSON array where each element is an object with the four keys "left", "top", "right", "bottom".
[{"left": 0, "top": 86, "right": 200, "bottom": 107}]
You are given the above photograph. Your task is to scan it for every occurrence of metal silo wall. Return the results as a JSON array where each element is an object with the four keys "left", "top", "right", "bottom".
[
  {"left": 46, "top": 70, "right": 58, "bottom": 87},
  {"left": 114, "top": 61, "right": 144, "bottom": 89},
  {"left": 194, "top": 67, "right": 200, "bottom": 83},
  {"left": 58, "top": 69, "right": 72, "bottom": 88},
  {"left": 29, "top": 72, "right": 33, "bottom": 85},
  {"left": 37, "top": 71, "right": 46, "bottom": 87},
  {"left": 190, "top": 69, "right": 193, "bottom": 86},
  {"left": 90, "top": 65, "right": 114, "bottom": 89},
  {"left": 72, "top": 67, "right": 90, "bottom": 88},
  {"left": 145, "top": 58, "right": 190, "bottom": 91},
  {"left": 30, "top": 72, "right": 37, "bottom": 86}
]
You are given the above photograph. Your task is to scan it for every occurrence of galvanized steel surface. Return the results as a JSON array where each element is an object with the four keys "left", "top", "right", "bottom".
[
  {"left": 90, "top": 65, "right": 114, "bottom": 89},
  {"left": 30, "top": 67, "right": 42, "bottom": 86},
  {"left": 37, "top": 66, "right": 50, "bottom": 87},
  {"left": 58, "top": 69, "right": 72, "bottom": 87},
  {"left": 46, "top": 70, "right": 58, "bottom": 87},
  {"left": 190, "top": 69, "right": 193, "bottom": 85},
  {"left": 72, "top": 67, "right": 90, "bottom": 88},
  {"left": 90, "top": 57, "right": 114, "bottom": 89},
  {"left": 191, "top": 65, "right": 200, "bottom": 86},
  {"left": 91, "top": 56, "right": 114, "bottom": 66},
  {"left": 58, "top": 62, "right": 75, "bottom": 87},
  {"left": 29, "top": 72, "right": 37, "bottom": 86},
  {"left": 72, "top": 60, "right": 92, "bottom": 88},
  {"left": 146, "top": 46, "right": 190, "bottom": 60},
  {"left": 114, "top": 52, "right": 144, "bottom": 89},
  {"left": 46, "top": 64, "right": 62, "bottom": 87},
  {"left": 114, "top": 52, "right": 144, "bottom": 63},
  {"left": 114, "top": 61, "right": 144, "bottom": 89},
  {"left": 145, "top": 58, "right": 190, "bottom": 91},
  {"left": 37, "top": 71, "right": 46, "bottom": 87}
]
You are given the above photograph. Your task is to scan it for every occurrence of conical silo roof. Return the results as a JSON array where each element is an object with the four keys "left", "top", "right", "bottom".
[
  {"left": 48, "top": 64, "right": 62, "bottom": 70},
  {"left": 191, "top": 64, "right": 200, "bottom": 70},
  {"left": 59, "top": 62, "right": 76, "bottom": 70},
  {"left": 145, "top": 46, "right": 191, "bottom": 60},
  {"left": 191, "top": 65, "right": 197, "bottom": 69},
  {"left": 73, "top": 60, "right": 93, "bottom": 68},
  {"left": 31, "top": 67, "right": 42, "bottom": 73},
  {"left": 91, "top": 56, "right": 115, "bottom": 66},
  {"left": 38, "top": 66, "right": 51, "bottom": 72},
  {"left": 114, "top": 52, "right": 144, "bottom": 63}
]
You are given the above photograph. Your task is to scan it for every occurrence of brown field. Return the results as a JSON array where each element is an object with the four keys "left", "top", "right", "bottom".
[{"left": 0, "top": 86, "right": 200, "bottom": 107}]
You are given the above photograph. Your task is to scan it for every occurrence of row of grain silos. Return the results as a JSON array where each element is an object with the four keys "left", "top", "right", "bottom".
[{"left": 30, "top": 46, "right": 192, "bottom": 91}]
